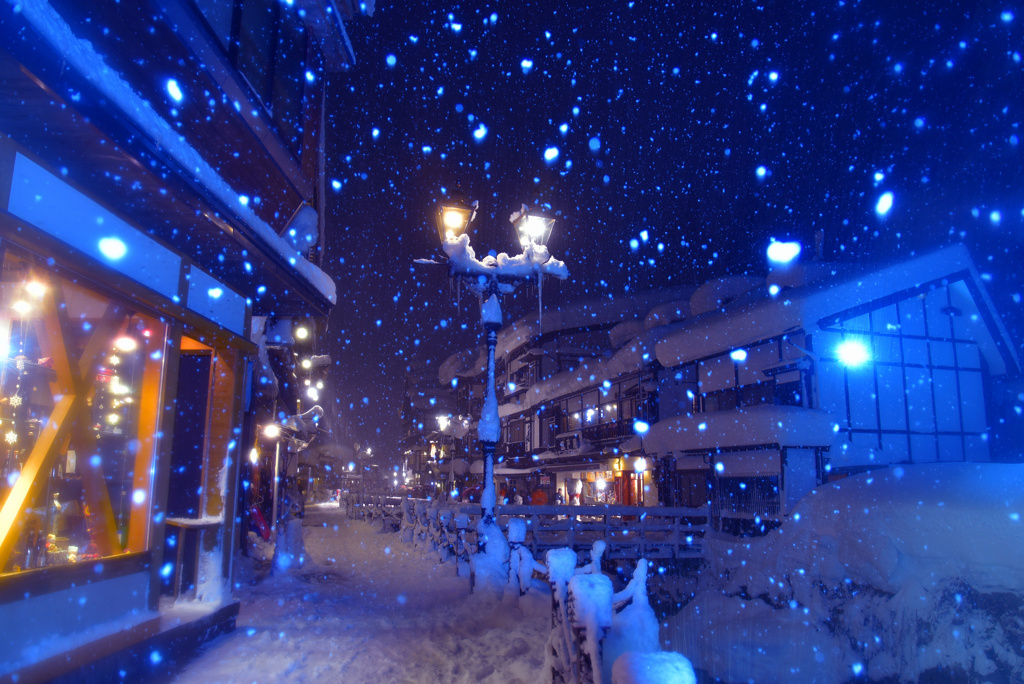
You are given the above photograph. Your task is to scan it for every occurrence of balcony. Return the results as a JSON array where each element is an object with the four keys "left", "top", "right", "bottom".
[
  {"left": 497, "top": 442, "right": 526, "bottom": 460},
  {"left": 580, "top": 420, "right": 634, "bottom": 444}
]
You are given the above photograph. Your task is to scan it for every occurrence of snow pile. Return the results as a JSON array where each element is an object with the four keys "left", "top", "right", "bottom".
[
  {"left": 669, "top": 463, "right": 1024, "bottom": 682},
  {"left": 611, "top": 652, "right": 696, "bottom": 684}
]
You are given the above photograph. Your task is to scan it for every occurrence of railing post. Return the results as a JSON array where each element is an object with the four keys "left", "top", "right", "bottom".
[
  {"left": 546, "top": 548, "right": 579, "bottom": 684},
  {"left": 568, "top": 573, "right": 613, "bottom": 684}
]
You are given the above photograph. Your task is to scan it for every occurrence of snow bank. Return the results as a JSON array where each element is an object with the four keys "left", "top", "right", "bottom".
[{"left": 670, "top": 463, "right": 1024, "bottom": 682}]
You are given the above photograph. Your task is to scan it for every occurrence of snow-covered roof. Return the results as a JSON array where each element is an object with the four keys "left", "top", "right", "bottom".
[
  {"left": 439, "top": 285, "right": 696, "bottom": 385},
  {"left": 20, "top": 0, "right": 337, "bottom": 305},
  {"left": 655, "top": 245, "right": 1019, "bottom": 376},
  {"left": 641, "top": 405, "right": 838, "bottom": 455},
  {"left": 498, "top": 326, "right": 672, "bottom": 418}
]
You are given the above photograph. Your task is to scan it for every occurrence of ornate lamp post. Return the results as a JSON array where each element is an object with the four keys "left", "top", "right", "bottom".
[{"left": 431, "top": 197, "right": 568, "bottom": 589}]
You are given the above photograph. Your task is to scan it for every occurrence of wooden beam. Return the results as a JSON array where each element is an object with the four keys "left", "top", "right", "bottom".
[
  {"left": 126, "top": 327, "right": 166, "bottom": 553},
  {"left": 0, "top": 394, "right": 76, "bottom": 568}
]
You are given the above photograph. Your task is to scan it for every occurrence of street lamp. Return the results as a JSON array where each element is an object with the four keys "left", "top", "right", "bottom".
[{"left": 430, "top": 196, "right": 569, "bottom": 586}]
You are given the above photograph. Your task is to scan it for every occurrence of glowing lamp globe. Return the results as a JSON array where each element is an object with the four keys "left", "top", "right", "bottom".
[
  {"left": 836, "top": 339, "right": 871, "bottom": 367},
  {"left": 436, "top": 204, "right": 473, "bottom": 242},
  {"left": 766, "top": 240, "right": 802, "bottom": 265},
  {"left": 512, "top": 211, "right": 555, "bottom": 246}
]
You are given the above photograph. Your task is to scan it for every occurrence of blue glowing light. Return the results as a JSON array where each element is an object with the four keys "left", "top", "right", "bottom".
[
  {"left": 633, "top": 420, "right": 650, "bottom": 434},
  {"left": 836, "top": 339, "right": 871, "bottom": 367},
  {"left": 756, "top": 165, "right": 769, "bottom": 179},
  {"left": 331, "top": 179, "right": 342, "bottom": 191},
  {"left": 207, "top": 287, "right": 223, "bottom": 299},
  {"left": 766, "top": 240, "right": 801, "bottom": 264},
  {"left": 730, "top": 349, "right": 748, "bottom": 362},
  {"left": 521, "top": 58, "right": 534, "bottom": 73},
  {"left": 544, "top": 146, "right": 559, "bottom": 162},
  {"left": 715, "top": 462, "right": 724, "bottom": 473},
  {"left": 98, "top": 237, "right": 128, "bottom": 260},
  {"left": 768, "top": 283, "right": 780, "bottom": 296},
  {"left": 589, "top": 137, "right": 601, "bottom": 152},
  {"left": 473, "top": 124, "right": 488, "bottom": 141},
  {"left": 876, "top": 191, "right": 894, "bottom": 216},
  {"left": 385, "top": 54, "right": 397, "bottom": 67},
  {"left": 166, "top": 79, "right": 183, "bottom": 103}
]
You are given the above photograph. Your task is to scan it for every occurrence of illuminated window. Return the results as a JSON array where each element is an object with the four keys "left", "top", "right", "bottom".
[{"left": 0, "top": 251, "right": 168, "bottom": 574}]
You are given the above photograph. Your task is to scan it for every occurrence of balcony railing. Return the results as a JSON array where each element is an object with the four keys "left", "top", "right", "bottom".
[
  {"left": 580, "top": 420, "right": 634, "bottom": 443},
  {"left": 497, "top": 441, "right": 526, "bottom": 460}
]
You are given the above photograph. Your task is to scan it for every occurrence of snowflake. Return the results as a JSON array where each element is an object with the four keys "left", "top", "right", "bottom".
[
  {"left": 5, "top": 430, "right": 17, "bottom": 445},
  {"left": 8, "top": 394, "right": 21, "bottom": 408}
]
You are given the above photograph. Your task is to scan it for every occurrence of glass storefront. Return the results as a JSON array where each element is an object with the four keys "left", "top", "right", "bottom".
[{"left": 0, "top": 249, "right": 167, "bottom": 574}]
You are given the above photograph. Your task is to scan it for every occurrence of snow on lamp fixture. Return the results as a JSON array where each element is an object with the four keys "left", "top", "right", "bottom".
[
  {"left": 766, "top": 240, "right": 801, "bottom": 264},
  {"left": 836, "top": 339, "right": 871, "bottom": 367}
]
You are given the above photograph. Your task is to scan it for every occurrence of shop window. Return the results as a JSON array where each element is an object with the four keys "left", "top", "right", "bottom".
[{"left": 0, "top": 251, "right": 167, "bottom": 574}]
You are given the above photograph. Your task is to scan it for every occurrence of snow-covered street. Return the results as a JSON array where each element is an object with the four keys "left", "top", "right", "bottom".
[{"left": 171, "top": 506, "right": 550, "bottom": 684}]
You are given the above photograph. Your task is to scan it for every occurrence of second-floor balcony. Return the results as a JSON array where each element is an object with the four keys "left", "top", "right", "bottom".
[
  {"left": 580, "top": 420, "right": 635, "bottom": 444},
  {"left": 497, "top": 441, "right": 527, "bottom": 460}
]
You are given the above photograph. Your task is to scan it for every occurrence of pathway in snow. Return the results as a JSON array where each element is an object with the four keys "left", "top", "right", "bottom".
[{"left": 171, "top": 505, "right": 550, "bottom": 684}]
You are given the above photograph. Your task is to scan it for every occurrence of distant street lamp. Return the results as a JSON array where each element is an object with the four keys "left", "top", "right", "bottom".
[{"left": 429, "top": 197, "right": 569, "bottom": 587}]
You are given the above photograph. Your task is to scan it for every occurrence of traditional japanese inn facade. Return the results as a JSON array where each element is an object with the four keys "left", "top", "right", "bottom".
[{"left": 422, "top": 245, "right": 1019, "bottom": 533}]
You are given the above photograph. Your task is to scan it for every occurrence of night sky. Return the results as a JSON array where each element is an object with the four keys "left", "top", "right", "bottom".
[{"left": 323, "top": 1, "right": 1024, "bottom": 462}]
